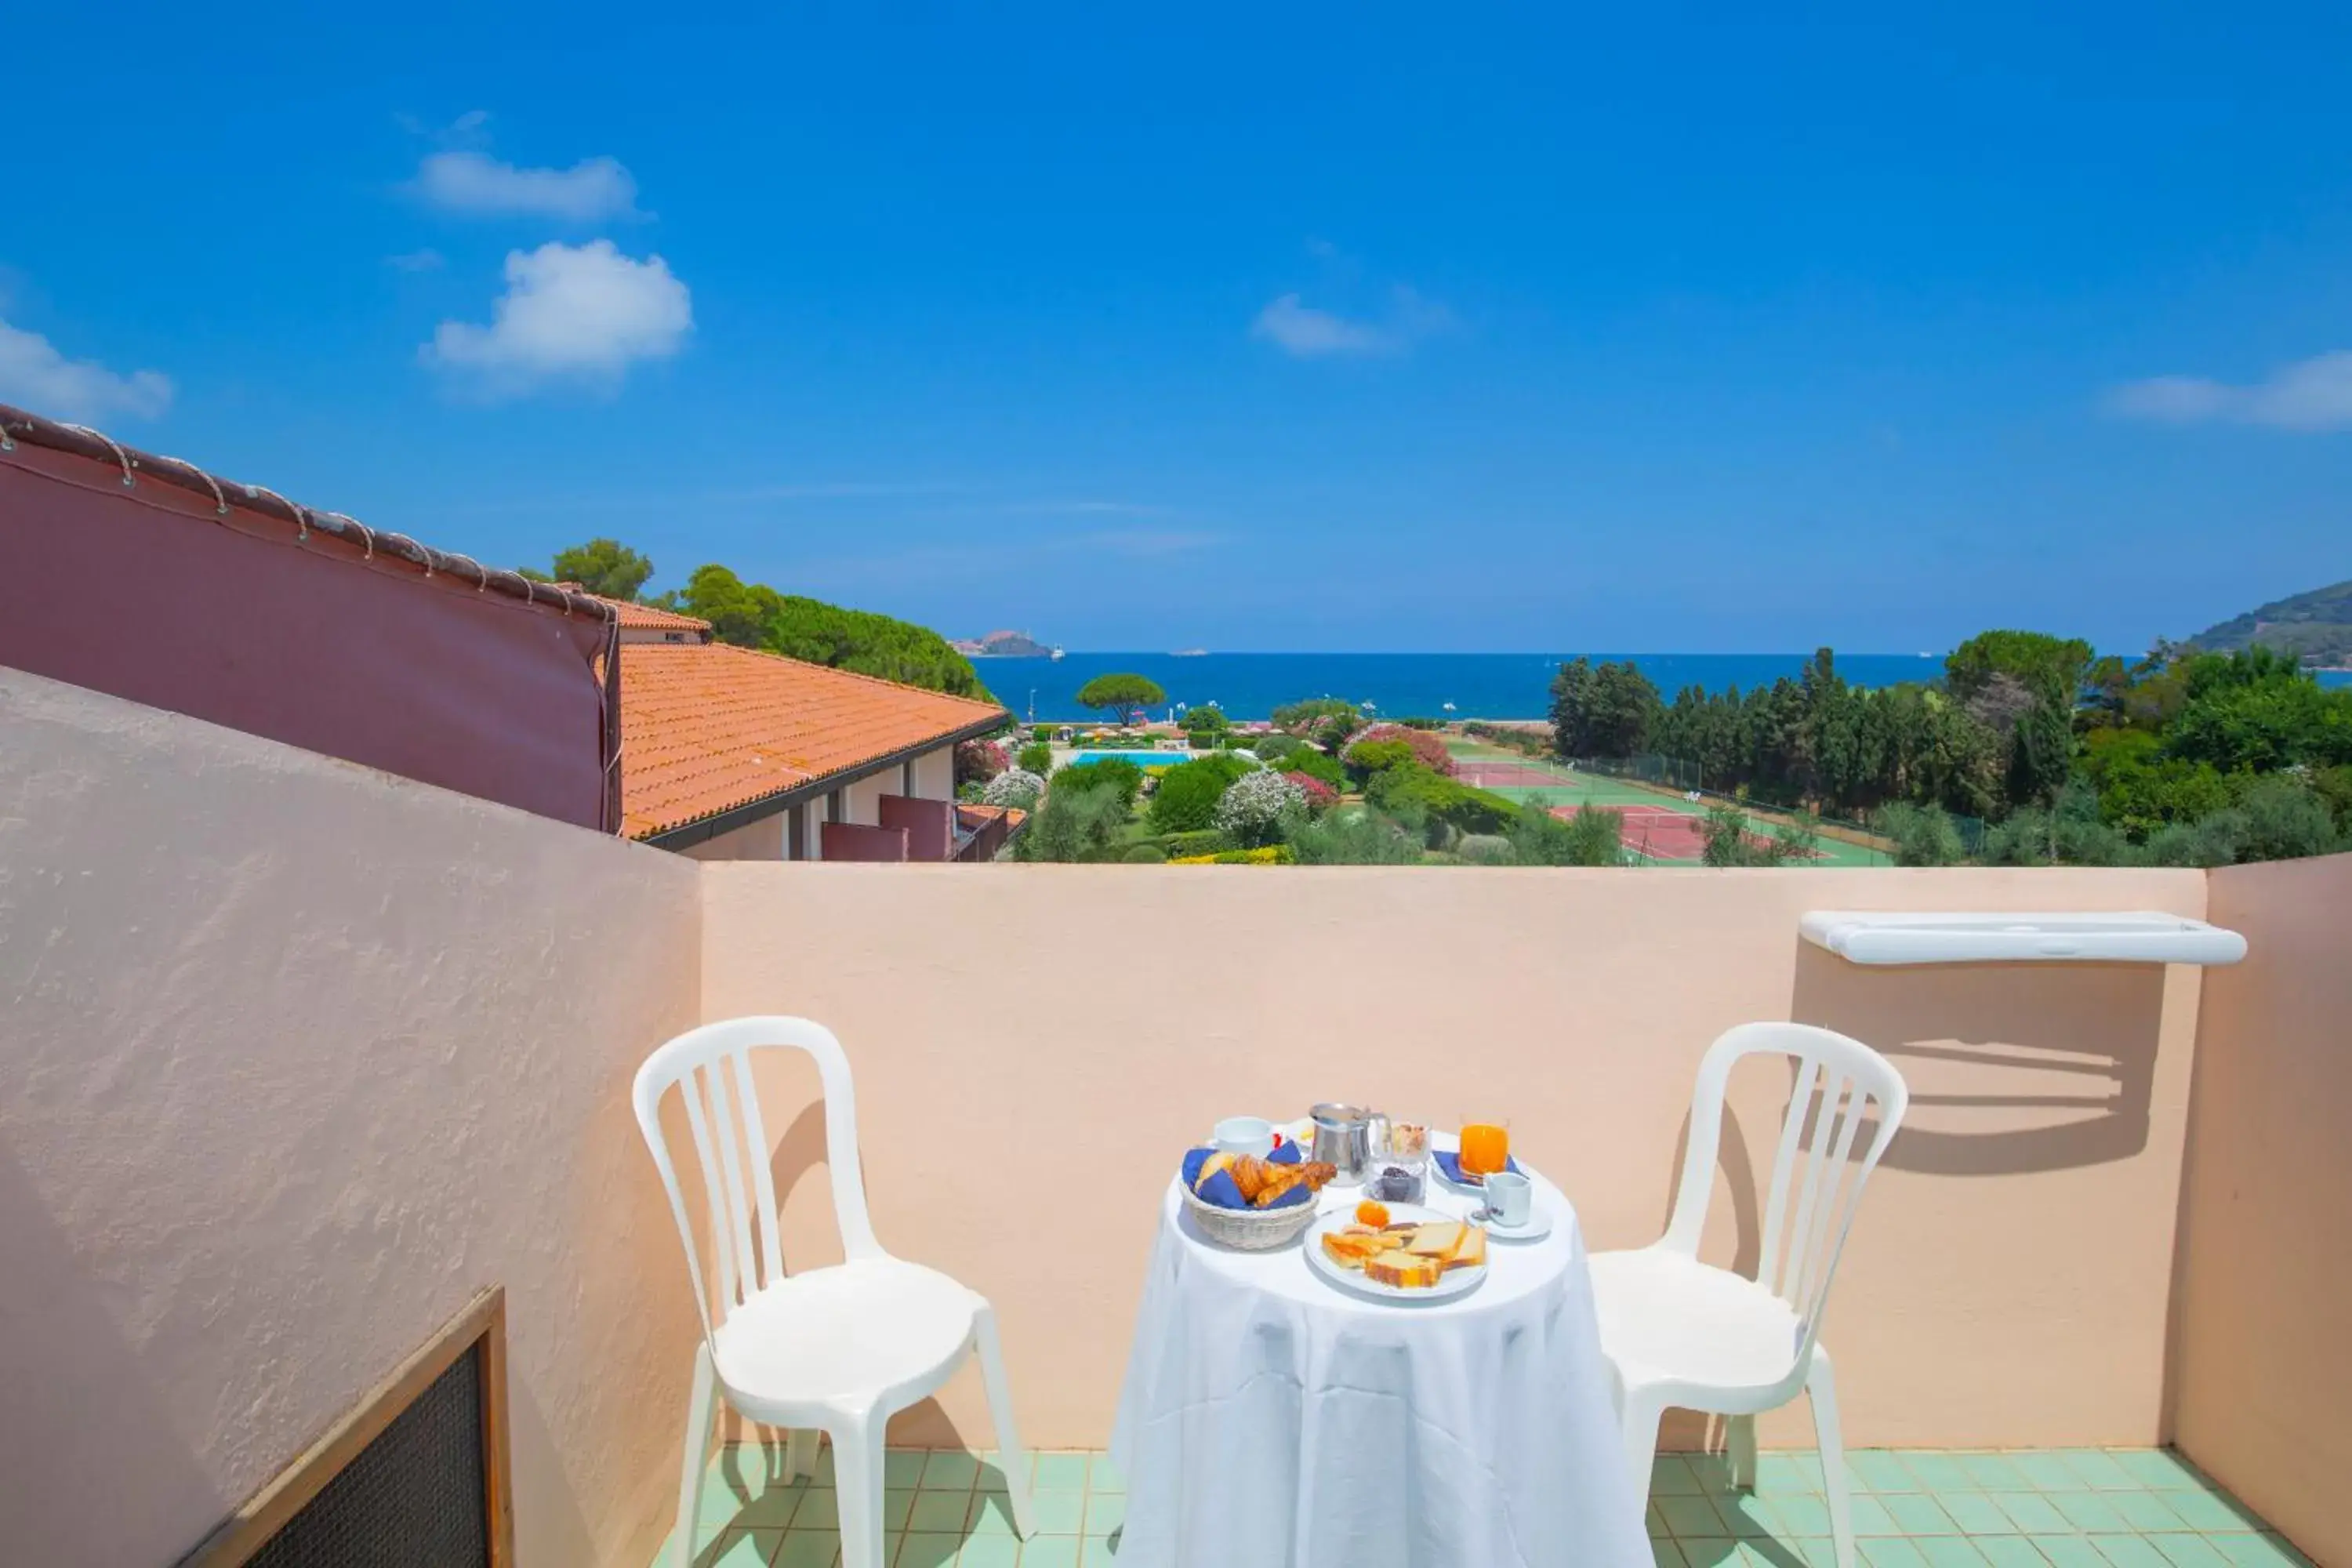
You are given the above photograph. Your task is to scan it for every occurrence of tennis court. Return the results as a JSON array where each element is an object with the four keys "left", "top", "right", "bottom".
[{"left": 1446, "top": 741, "right": 1889, "bottom": 866}]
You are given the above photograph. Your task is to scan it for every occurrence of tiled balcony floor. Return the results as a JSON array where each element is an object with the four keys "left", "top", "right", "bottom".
[{"left": 656, "top": 1445, "right": 2307, "bottom": 1568}]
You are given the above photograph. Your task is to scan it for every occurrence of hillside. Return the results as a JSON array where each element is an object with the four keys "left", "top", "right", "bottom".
[{"left": 2191, "top": 579, "right": 2352, "bottom": 668}]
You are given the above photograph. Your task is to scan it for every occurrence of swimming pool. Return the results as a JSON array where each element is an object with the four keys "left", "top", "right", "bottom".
[{"left": 1069, "top": 751, "right": 1196, "bottom": 768}]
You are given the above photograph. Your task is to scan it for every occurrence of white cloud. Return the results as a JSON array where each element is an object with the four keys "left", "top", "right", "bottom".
[
  {"left": 1250, "top": 284, "right": 1452, "bottom": 359},
  {"left": 385, "top": 248, "right": 445, "bottom": 272},
  {"left": 411, "top": 148, "right": 644, "bottom": 223},
  {"left": 2106, "top": 350, "right": 2352, "bottom": 432},
  {"left": 0, "top": 318, "right": 172, "bottom": 421},
  {"left": 424, "top": 240, "right": 691, "bottom": 397}
]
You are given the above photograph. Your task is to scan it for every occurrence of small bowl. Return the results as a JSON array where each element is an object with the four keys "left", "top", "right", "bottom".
[{"left": 1212, "top": 1116, "right": 1275, "bottom": 1157}]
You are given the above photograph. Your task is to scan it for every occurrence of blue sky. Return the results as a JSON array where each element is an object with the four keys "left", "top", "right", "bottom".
[{"left": 6, "top": 4, "right": 2350, "bottom": 653}]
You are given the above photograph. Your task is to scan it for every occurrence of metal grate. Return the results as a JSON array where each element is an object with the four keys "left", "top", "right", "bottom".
[{"left": 244, "top": 1342, "right": 490, "bottom": 1568}]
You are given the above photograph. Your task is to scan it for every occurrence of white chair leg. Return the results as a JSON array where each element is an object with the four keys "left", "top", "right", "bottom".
[
  {"left": 973, "top": 1303, "right": 1037, "bottom": 1538},
  {"left": 1619, "top": 1389, "right": 1666, "bottom": 1510},
  {"left": 671, "top": 1343, "right": 718, "bottom": 1568},
  {"left": 1808, "top": 1347, "right": 1854, "bottom": 1568},
  {"left": 782, "top": 1428, "right": 819, "bottom": 1484},
  {"left": 1727, "top": 1414, "right": 1759, "bottom": 1491},
  {"left": 834, "top": 1413, "right": 889, "bottom": 1568}
]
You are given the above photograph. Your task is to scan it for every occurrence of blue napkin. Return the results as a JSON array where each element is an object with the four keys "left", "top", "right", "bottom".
[
  {"left": 1182, "top": 1142, "right": 1308, "bottom": 1210},
  {"left": 1434, "top": 1149, "right": 1521, "bottom": 1186}
]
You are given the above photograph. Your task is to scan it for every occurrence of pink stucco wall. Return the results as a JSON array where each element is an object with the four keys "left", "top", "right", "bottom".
[
  {"left": 0, "top": 668, "right": 704, "bottom": 1568},
  {"left": 698, "top": 862, "right": 2210, "bottom": 1452},
  {"left": 2171, "top": 851, "right": 2352, "bottom": 1568}
]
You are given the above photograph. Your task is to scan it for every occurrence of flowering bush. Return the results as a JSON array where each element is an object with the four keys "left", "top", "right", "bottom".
[
  {"left": 1285, "top": 770, "right": 1338, "bottom": 815},
  {"left": 955, "top": 738, "right": 1008, "bottom": 786},
  {"left": 982, "top": 767, "right": 1045, "bottom": 810},
  {"left": 1344, "top": 724, "right": 1454, "bottom": 776},
  {"left": 1214, "top": 768, "right": 1308, "bottom": 848},
  {"left": 1171, "top": 844, "right": 1297, "bottom": 865}
]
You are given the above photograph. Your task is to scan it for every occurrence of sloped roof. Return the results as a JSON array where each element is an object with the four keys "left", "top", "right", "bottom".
[
  {"left": 619, "top": 638, "right": 1006, "bottom": 839},
  {"left": 607, "top": 599, "right": 713, "bottom": 633}
]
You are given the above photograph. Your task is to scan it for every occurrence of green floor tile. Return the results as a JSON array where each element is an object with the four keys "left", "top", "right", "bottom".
[
  {"left": 966, "top": 1493, "right": 1023, "bottom": 1539},
  {"left": 922, "top": 1451, "right": 984, "bottom": 1490},
  {"left": 2049, "top": 1493, "right": 2132, "bottom": 1534},
  {"left": 1650, "top": 1502, "right": 1671, "bottom": 1537},
  {"left": 1936, "top": 1494, "right": 2018, "bottom": 1535},
  {"left": 1768, "top": 1494, "right": 1835, "bottom": 1538},
  {"left": 702, "top": 1530, "right": 786, "bottom": 1568},
  {"left": 699, "top": 1462, "right": 803, "bottom": 1526},
  {"left": 1760, "top": 1454, "right": 1826, "bottom": 1495},
  {"left": 2086, "top": 1537, "right": 2175, "bottom": 1568},
  {"left": 1653, "top": 1541, "right": 1690, "bottom": 1568},
  {"left": 1988, "top": 1493, "right": 2072, "bottom": 1534},
  {"left": 1847, "top": 1497, "right": 1904, "bottom": 1537},
  {"left": 1690, "top": 1455, "right": 1743, "bottom": 1494},
  {"left": 1916, "top": 1538, "right": 1990, "bottom": 1568},
  {"left": 2148, "top": 1537, "right": 2233, "bottom": 1568},
  {"left": 1904, "top": 1454, "right": 1980, "bottom": 1493},
  {"left": 897, "top": 1533, "right": 964, "bottom": 1568},
  {"left": 1883, "top": 1494, "right": 1961, "bottom": 1536},
  {"left": 908, "top": 1491, "right": 976, "bottom": 1534},
  {"left": 1784, "top": 1539, "right": 1839, "bottom": 1568},
  {"left": 1662, "top": 1495, "right": 1730, "bottom": 1537},
  {"left": 2106, "top": 1492, "right": 2190, "bottom": 1533},
  {"left": 1088, "top": 1454, "right": 1126, "bottom": 1494},
  {"left": 1079, "top": 1533, "right": 1122, "bottom": 1565},
  {"left": 1033, "top": 1453, "right": 1091, "bottom": 1491},
  {"left": 1029, "top": 1491, "right": 1087, "bottom": 1535},
  {"left": 794, "top": 1491, "right": 840, "bottom": 1531},
  {"left": 1851, "top": 1452, "right": 1922, "bottom": 1494},
  {"left": 958, "top": 1541, "right": 1022, "bottom": 1568},
  {"left": 2211, "top": 1536, "right": 2311, "bottom": 1568},
  {"left": 2057, "top": 1451, "right": 2142, "bottom": 1492},
  {"left": 1655, "top": 1455, "right": 1710, "bottom": 1495},
  {"left": 1086, "top": 1494, "right": 1127, "bottom": 1535},
  {"left": 2028, "top": 1536, "right": 2109, "bottom": 1568},
  {"left": 2107, "top": 1452, "right": 2210, "bottom": 1492},
  {"left": 775, "top": 1530, "right": 840, "bottom": 1568},
  {"left": 2162, "top": 1491, "right": 2263, "bottom": 1533},
  {"left": 2005, "top": 1453, "right": 2086, "bottom": 1492},
  {"left": 1860, "top": 1541, "right": 1931, "bottom": 1568},
  {"left": 1678, "top": 1538, "right": 1742, "bottom": 1568},
  {"left": 1715, "top": 1492, "right": 1781, "bottom": 1538},
  {"left": 1958, "top": 1455, "right": 2033, "bottom": 1492},
  {"left": 883, "top": 1491, "right": 916, "bottom": 1530},
  {"left": 1973, "top": 1539, "right": 2053, "bottom": 1568},
  {"left": 885, "top": 1450, "right": 931, "bottom": 1487},
  {"left": 1019, "top": 1540, "right": 1082, "bottom": 1568}
]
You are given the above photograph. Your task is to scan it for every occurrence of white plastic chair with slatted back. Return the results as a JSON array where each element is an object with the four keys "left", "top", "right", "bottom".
[
  {"left": 633, "top": 1017, "right": 1036, "bottom": 1568},
  {"left": 1590, "top": 1022, "right": 1908, "bottom": 1568}
]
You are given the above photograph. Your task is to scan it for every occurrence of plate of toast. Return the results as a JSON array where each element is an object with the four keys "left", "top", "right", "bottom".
[{"left": 1306, "top": 1201, "right": 1489, "bottom": 1303}]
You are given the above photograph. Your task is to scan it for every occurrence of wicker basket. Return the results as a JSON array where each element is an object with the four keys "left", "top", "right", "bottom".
[{"left": 1180, "top": 1184, "right": 1319, "bottom": 1250}]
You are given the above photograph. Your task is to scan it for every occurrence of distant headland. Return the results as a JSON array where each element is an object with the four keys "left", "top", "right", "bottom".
[{"left": 951, "top": 630, "right": 1062, "bottom": 659}]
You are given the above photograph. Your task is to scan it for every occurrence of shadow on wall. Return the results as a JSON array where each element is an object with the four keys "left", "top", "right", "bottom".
[
  {"left": 0, "top": 1138, "right": 227, "bottom": 1563},
  {"left": 1789, "top": 944, "right": 2166, "bottom": 1175}
]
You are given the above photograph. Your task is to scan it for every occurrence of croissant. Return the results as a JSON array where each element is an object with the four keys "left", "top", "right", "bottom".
[{"left": 1230, "top": 1154, "right": 1338, "bottom": 1207}]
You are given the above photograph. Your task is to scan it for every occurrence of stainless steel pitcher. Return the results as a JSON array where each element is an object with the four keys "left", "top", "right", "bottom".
[{"left": 1309, "top": 1102, "right": 1385, "bottom": 1181}]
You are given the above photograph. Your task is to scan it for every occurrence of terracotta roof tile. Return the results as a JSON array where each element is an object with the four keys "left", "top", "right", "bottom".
[
  {"left": 565, "top": 590, "right": 712, "bottom": 633},
  {"left": 620, "top": 640, "right": 1005, "bottom": 839}
]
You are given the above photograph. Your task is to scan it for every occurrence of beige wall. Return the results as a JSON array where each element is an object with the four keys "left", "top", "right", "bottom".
[
  {"left": 700, "top": 863, "right": 2210, "bottom": 1451},
  {"left": 844, "top": 771, "right": 892, "bottom": 827},
  {"left": 913, "top": 744, "right": 954, "bottom": 801},
  {"left": 681, "top": 811, "right": 786, "bottom": 862},
  {"left": 2171, "top": 851, "right": 2352, "bottom": 1566},
  {"left": 0, "top": 669, "right": 705, "bottom": 1568}
]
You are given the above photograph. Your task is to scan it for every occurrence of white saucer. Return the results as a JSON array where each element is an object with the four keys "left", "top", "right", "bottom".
[{"left": 1474, "top": 1206, "right": 1553, "bottom": 1243}]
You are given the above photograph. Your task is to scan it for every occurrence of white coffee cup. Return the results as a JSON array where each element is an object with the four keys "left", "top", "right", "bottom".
[
  {"left": 1213, "top": 1116, "right": 1276, "bottom": 1158},
  {"left": 1483, "top": 1170, "right": 1534, "bottom": 1228}
]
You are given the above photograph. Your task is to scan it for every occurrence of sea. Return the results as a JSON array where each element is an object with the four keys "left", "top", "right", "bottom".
[{"left": 982, "top": 651, "right": 2352, "bottom": 723}]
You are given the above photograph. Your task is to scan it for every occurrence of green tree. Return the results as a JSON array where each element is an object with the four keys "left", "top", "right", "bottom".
[
  {"left": 667, "top": 563, "right": 993, "bottom": 701},
  {"left": 1287, "top": 808, "right": 1422, "bottom": 864},
  {"left": 1548, "top": 659, "right": 1661, "bottom": 759},
  {"left": 1945, "top": 630, "right": 2095, "bottom": 709},
  {"left": 1075, "top": 673, "right": 1167, "bottom": 726},
  {"left": 1050, "top": 757, "right": 1145, "bottom": 811},
  {"left": 1179, "top": 703, "right": 1229, "bottom": 736},
  {"left": 1014, "top": 786, "right": 1130, "bottom": 862},
  {"left": 1148, "top": 753, "right": 1253, "bottom": 832},
  {"left": 1878, "top": 802, "right": 1965, "bottom": 866},
  {"left": 1272, "top": 697, "right": 1361, "bottom": 735},
  {"left": 535, "top": 538, "right": 655, "bottom": 601}
]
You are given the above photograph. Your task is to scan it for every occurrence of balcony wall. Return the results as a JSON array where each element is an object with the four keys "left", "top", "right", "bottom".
[
  {"left": 700, "top": 861, "right": 2212, "bottom": 1454},
  {"left": 2172, "top": 850, "right": 2352, "bottom": 1568},
  {"left": 0, "top": 669, "right": 702, "bottom": 1568}
]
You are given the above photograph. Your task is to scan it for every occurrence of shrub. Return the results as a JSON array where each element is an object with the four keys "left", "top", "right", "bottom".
[
  {"left": 1288, "top": 810, "right": 1421, "bottom": 865},
  {"left": 1014, "top": 784, "right": 1129, "bottom": 862},
  {"left": 1510, "top": 804, "right": 1622, "bottom": 866},
  {"left": 1249, "top": 732, "right": 1303, "bottom": 764},
  {"left": 1343, "top": 739, "right": 1420, "bottom": 782},
  {"left": 1285, "top": 770, "right": 1338, "bottom": 815},
  {"left": 1345, "top": 724, "right": 1454, "bottom": 776},
  {"left": 1180, "top": 703, "right": 1230, "bottom": 735},
  {"left": 981, "top": 767, "right": 1044, "bottom": 810},
  {"left": 1149, "top": 753, "right": 1256, "bottom": 832},
  {"left": 1051, "top": 756, "right": 1144, "bottom": 810},
  {"left": 1281, "top": 747, "right": 1345, "bottom": 788},
  {"left": 1171, "top": 844, "right": 1297, "bottom": 865},
  {"left": 1395, "top": 716, "right": 1444, "bottom": 730},
  {"left": 1457, "top": 833, "right": 1514, "bottom": 865},
  {"left": 1215, "top": 769, "right": 1308, "bottom": 848},
  {"left": 1016, "top": 741, "right": 1053, "bottom": 775},
  {"left": 1367, "top": 764, "right": 1518, "bottom": 835},
  {"left": 1877, "top": 801, "right": 1964, "bottom": 866},
  {"left": 1272, "top": 697, "right": 1362, "bottom": 735},
  {"left": 1123, "top": 844, "right": 1169, "bottom": 863},
  {"left": 1159, "top": 829, "right": 1234, "bottom": 858},
  {"left": 2234, "top": 774, "right": 2344, "bottom": 862},
  {"left": 954, "top": 738, "right": 1008, "bottom": 786}
]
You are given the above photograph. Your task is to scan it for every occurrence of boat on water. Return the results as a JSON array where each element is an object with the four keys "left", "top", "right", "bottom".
[
  {"left": 1171, "top": 648, "right": 1207, "bottom": 657},
  {"left": 1050, "top": 645, "right": 1065, "bottom": 660}
]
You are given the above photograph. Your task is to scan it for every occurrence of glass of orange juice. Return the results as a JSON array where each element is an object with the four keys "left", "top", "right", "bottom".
[{"left": 1458, "top": 1117, "right": 1512, "bottom": 1179}]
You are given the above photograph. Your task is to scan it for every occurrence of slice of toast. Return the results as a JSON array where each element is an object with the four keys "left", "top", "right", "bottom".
[
  {"left": 1403, "top": 1221, "right": 1468, "bottom": 1258},
  {"left": 1445, "top": 1223, "right": 1488, "bottom": 1271},
  {"left": 1364, "top": 1250, "right": 1444, "bottom": 1289}
]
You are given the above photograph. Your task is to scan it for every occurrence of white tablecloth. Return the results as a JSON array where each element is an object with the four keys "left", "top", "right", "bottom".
[{"left": 1109, "top": 1158, "right": 1648, "bottom": 1568}]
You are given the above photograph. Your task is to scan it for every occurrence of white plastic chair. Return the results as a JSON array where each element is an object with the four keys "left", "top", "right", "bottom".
[
  {"left": 633, "top": 1016, "right": 1036, "bottom": 1568},
  {"left": 1590, "top": 1022, "right": 1908, "bottom": 1568}
]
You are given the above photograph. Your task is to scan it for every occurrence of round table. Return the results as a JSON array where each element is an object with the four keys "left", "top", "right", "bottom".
[{"left": 1109, "top": 1153, "right": 1650, "bottom": 1568}]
